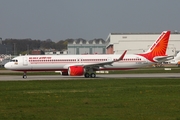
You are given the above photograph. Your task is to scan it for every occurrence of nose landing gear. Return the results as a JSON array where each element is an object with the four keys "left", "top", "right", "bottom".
[{"left": 23, "top": 71, "right": 27, "bottom": 79}]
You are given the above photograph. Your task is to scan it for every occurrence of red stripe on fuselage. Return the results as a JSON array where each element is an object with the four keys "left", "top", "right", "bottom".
[
  {"left": 29, "top": 60, "right": 145, "bottom": 64},
  {"left": 12, "top": 68, "right": 136, "bottom": 72}
]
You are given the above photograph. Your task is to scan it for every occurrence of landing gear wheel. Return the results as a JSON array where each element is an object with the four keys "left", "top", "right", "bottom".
[
  {"left": 84, "top": 73, "right": 90, "bottom": 78},
  {"left": 90, "top": 73, "right": 96, "bottom": 78},
  {"left": 23, "top": 75, "right": 27, "bottom": 79},
  {"left": 23, "top": 72, "right": 27, "bottom": 79}
]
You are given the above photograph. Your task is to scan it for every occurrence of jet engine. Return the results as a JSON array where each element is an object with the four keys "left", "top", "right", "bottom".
[{"left": 68, "top": 66, "right": 85, "bottom": 76}]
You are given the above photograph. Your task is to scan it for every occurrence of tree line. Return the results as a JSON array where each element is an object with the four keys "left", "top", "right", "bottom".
[{"left": 2, "top": 38, "right": 104, "bottom": 55}]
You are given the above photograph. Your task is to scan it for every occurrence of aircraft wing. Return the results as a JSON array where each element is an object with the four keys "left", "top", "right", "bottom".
[
  {"left": 63, "top": 50, "right": 127, "bottom": 69},
  {"left": 153, "top": 55, "right": 174, "bottom": 63},
  {"left": 83, "top": 50, "right": 127, "bottom": 67}
]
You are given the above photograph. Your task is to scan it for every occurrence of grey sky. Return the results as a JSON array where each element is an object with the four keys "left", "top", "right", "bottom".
[{"left": 0, "top": 0, "right": 179, "bottom": 41}]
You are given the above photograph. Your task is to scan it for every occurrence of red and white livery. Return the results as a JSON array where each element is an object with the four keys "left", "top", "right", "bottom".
[{"left": 5, "top": 31, "right": 172, "bottom": 78}]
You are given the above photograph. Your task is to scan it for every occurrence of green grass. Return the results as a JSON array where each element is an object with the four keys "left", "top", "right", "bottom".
[
  {"left": 0, "top": 78, "right": 180, "bottom": 120},
  {"left": 109, "top": 67, "right": 180, "bottom": 74}
]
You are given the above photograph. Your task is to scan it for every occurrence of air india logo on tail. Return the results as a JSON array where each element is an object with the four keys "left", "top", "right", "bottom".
[{"left": 138, "top": 31, "right": 171, "bottom": 62}]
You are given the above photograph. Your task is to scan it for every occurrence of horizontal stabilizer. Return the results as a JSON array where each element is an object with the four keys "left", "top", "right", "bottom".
[{"left": 153, "top": 55, "right": 174, "bottom": 63}]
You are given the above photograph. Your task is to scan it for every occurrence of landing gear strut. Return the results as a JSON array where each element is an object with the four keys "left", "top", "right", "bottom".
[{"left": 23, "top": 71, "right": 27, "bottom": 79}]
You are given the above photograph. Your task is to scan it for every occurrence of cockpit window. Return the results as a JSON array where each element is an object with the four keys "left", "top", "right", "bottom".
[{"left": 10, "top": 59, "right": 18, "bottom": 62}]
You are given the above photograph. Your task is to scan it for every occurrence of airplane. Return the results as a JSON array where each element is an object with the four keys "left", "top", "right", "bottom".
[
  {"left": 5, "top": 31, "right": 172, "bottom": 79},
  {"left": 167, "top": 52, "right": 180, "bottom": 65}
]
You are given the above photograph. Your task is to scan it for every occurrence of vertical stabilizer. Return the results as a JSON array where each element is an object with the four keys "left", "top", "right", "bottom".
[{"left": 138, "top": 31, "right": 171, "bottom": 62}]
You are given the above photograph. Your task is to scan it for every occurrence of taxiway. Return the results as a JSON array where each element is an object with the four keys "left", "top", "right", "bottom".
[{"left": 0, "top": 73, "right": 180, "bottom": 81}]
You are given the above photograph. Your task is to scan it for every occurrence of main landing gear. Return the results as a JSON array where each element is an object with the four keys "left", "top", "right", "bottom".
[
  {"left": 84, "top": 67, "right": 97, "bottom": 78},
  {"left": 84, "top": 72, "right": 96, "bottom": 78},
  {"left": 23, "top": 71, "right": 27, "bottom": 79}
]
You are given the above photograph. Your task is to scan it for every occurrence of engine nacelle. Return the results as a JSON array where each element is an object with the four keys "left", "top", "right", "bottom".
[{"left": 68, "top": 66, "right": 85, "bottom": 76}]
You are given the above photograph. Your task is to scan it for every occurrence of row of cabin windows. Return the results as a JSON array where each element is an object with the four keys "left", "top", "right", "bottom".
[
  {"left": 29, "top": 59, "right": 106, "bottom": 62},
  {"left": 116, "top": 58, "right": 142, "bottom": 61},
  {"left": 29, "top": 58, "right": 142, "bottom": 62},
  {"left": 29, "top": 59, "right": 76, "bottom": 62}
]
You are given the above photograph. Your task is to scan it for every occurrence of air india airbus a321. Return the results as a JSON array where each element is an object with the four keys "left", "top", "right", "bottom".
[{"left": 5, "top": 31, "right": 172, "bottom": 78}]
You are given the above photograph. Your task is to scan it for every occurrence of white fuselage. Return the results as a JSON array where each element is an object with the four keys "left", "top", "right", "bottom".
[{"left": 5, "top": 54, "right": 153, "bottom": 71}]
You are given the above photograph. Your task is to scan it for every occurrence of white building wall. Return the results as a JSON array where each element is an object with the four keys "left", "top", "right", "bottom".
[
  {"left": 45, "top": 52, "right": 53, "bottom": 55},
  {"left": 68, "top": 48, "right": 77, "bottom": 54},
  {"left": 107, "top": 33, "right": 180, "bottom": 56},
  {"left": 79, "top": 48, "right": 90, "bottom": 54},
  {"left": 93, "top": 48, "right": 102, "bottom": 54},
  {"left": 68, "top": 44, "right": 106, "bottom": 55}
]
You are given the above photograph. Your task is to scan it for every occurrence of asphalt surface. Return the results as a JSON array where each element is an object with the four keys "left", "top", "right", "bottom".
[{"left": 0, "top": 73, "right": 180, "bottom": 81}]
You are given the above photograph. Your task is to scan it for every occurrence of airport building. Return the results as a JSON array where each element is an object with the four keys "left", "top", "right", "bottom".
[
  {"left": 106, "top": 31, "right": 180, "bottom": 56},
  {"left": 68, "top": 39, "right": 106, "bottom": 54}
]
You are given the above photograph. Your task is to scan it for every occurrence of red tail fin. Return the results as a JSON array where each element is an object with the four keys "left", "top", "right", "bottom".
[{"left": 138, "top": 31, "right": 171, "bottom": 62}]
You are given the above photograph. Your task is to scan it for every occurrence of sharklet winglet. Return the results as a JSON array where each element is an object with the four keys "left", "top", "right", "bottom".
[{"left": 115, "top": 50, "right": 127, "bottom": 62}]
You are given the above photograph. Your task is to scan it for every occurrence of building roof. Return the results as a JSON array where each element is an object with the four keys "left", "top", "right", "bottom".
[
  {"left": 110, "top": 31, "right": 180, "bottom": 35},
  {"left": 68, "top": 38, "right": 105, "bottom": 44}
]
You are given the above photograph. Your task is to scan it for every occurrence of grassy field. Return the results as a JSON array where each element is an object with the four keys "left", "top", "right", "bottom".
[{"left": 0, "top": 78, "right": 180, "bottom": 120}]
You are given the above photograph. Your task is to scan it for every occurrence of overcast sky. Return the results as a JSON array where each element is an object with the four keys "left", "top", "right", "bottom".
[{"left": 0, "top": 0, "right": 179, "bottom": 41}]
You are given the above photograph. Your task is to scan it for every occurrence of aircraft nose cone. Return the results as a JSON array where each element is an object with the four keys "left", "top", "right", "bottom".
[{"left": 4, "top": 63, "right": 11, "bottom": 69}]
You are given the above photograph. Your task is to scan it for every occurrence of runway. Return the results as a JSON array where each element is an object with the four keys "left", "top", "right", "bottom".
[{"left": 0, "top": 73, "right": 180, "bottom": 81}]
